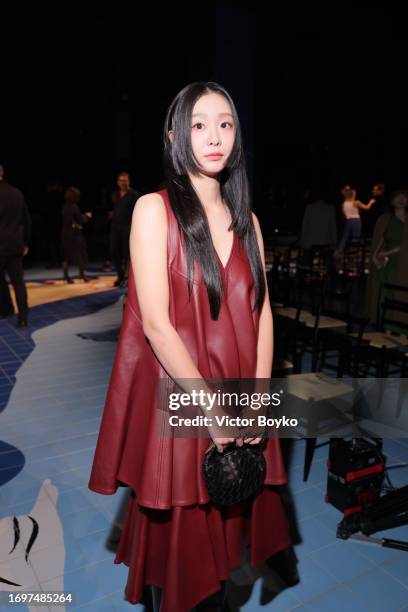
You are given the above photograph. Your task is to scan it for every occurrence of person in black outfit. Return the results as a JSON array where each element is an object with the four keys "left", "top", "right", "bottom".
[
  {"left": 0, "top": 272, "right": 14, "bottom": 318},
  {"left": 61, "top": 187, "right": 92, "bottom": 283},
  {"left": 367, "top": 183, "right": 388, "bottom": 234},
  {"left": 0, "top": 165, "right": 31, "bottom": 327},
  {"left": 110, "top": 172, "right": 139, "bottom": 288}
]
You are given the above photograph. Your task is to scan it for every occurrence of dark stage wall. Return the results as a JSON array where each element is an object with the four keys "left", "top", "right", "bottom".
[{"left": 0, "top": 3, "right": 406, "bottom": 255}]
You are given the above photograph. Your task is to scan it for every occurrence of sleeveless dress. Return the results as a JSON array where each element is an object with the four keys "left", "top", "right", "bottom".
[{"left": 88, "top": 189, "right": 291, "bottom": 611}]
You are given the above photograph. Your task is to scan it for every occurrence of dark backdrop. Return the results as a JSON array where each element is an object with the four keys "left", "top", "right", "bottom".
[{"left": 0, "top": 2, "right": 405, "bottom": 258}]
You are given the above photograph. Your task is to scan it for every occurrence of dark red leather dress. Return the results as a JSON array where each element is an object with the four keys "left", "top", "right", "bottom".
[{"left": 88, "top": 189, "right": 291, "bottom": 611}]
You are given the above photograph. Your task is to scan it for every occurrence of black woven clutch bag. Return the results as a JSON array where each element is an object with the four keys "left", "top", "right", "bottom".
[{"left": 203, "top": 441, "right": 266, "bottom": 506}]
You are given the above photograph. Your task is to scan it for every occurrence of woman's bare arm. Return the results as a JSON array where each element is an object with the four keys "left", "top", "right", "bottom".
[
  {"left": 235, "top": 213, "right": 273, "bottom": 445},
  {"left": 354, "top": 199, "right": 375, "bottom": 211},
  {"left": 252, "top": 213, "right": 274, "bottom": 379},
  {"left": 130, "top": 193, "right": 235, "bottom": 450},
  {"left": 130, "top": 194, "right": 203, "bottom": 380}
]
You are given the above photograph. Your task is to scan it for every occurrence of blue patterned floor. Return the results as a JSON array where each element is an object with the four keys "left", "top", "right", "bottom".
[{"left": 0, "top": 288, "right": 407, "bottom": 611}]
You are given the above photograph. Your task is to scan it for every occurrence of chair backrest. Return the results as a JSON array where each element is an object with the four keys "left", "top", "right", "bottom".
[
  {"left": 293, "top": 266, "right": 327, "bottom": 336},
  {"left": 268, "top": 244, "right": 300, "bottom": 306},
  {"left": 379, "top": 283, "right": 408, "bottom": 335},
  {"left": 336, "top": 238, "right": 370, "bottom": 277},
  {"left": 380, "top": 299, "right": 408, "bottom": 335}
]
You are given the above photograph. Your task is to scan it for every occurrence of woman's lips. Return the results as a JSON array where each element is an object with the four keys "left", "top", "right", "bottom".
[{"left": 205, "top": 154, "right": 223, "bottom": 160}]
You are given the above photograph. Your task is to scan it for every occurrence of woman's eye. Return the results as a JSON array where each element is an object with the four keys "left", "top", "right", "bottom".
[
  {"left": 221, "top": 122, "right": 233, "bottom": 128},
  {"left": 192, "top": 122, "right": 204, "bottom": 130}
]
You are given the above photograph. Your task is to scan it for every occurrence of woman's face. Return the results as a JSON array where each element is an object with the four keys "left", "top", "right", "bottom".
[
  {"left": 391, "top": 193, "right": 408, "bottom": 209},
  {"left": 190, "top": 92, "right": 236, "bottom": 176}
]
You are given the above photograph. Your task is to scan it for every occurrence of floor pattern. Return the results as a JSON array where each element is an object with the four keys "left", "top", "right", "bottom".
[
  {"left": 7, "top": 266, "right": 118, "bottom": 309},
  {"left": 0, "top": 284, "right": 407, "bottom": 611}
]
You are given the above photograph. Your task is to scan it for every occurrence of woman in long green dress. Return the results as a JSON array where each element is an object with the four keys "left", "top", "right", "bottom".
[{"left": 365, "top": 190, "right": 408, "bottom": 331}]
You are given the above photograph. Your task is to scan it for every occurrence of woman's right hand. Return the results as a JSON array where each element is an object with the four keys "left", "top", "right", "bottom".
[
  {"left": 207, "top": 410, "right": 243, "bottom": 452},
  {"left": 210, "top": 435, "right": 237, "bottom": 453},
  {"left": 210, "top": 435, "right": 263, "bottom": 453}
]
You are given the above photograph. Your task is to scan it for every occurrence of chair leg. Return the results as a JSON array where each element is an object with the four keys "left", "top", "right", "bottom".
[
  {"left": 304, "top": 438, "right": 317, "bottom": 482},
  {"left": 319, "top": 345, "right": 327, "bottom": 372},
  {"left": 312, "top": 345, "right": 319, "bottom": 371}
]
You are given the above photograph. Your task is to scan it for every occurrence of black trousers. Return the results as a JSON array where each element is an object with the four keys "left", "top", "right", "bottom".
[
  {"left": 110, "top": 225, "right": 130, "bottom": 281},
  {"left": 62, "top": 231, "right": 89, "bottom": 278},
  {"left": 0, "top": 254, "right": 28, "bottom": 318},
  {"left": 0, "top": 269, "right": 14, "bottom": 316}
]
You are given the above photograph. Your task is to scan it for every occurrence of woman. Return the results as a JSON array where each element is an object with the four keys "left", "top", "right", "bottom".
[
  {"left": 88, "top": 82, "right": 291, "bottom": 611},
  {"left": 61, "top": 187, "right": 92, "bottom": 283},
  {"left": 365, "top": 190, "right": 408, "bottom": 329},
  {"left": 335, "top": 187, "right": 375, "bottom": 256}
]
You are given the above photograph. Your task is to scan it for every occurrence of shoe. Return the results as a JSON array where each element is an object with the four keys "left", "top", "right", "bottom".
[
  {"left": 65, "top": 277, "right": 74, "bottom": 284},
  {"left": 114, "top": 279, "right": 122, "bottom": 288},
  {"left": 17, "top": 316, "right": 28, "bottom": 328},
  {"left": 193, "top": 580, "right": 226, "bottom": 611},
  {"left": 82, "top": 276, "right": 91, "bottom": 283},
  {"left": 151, "top": 586, "right": 162, "bottom": 612}
]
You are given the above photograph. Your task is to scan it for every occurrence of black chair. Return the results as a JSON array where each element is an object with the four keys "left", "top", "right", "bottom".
[
  {"left": 379, "top": 285, "right": 408, "bottom": 332},
  {"left": 268, "top": 245, "right": 299, "bottom": 307},
  {"left": 379, "top": 290, "right": 408, "bottom": 377},
  {"left": 287, "top": 267, "right": 352, "bottom": 372},
  {"left": 375, "top": 282, "right": 408, "bottom": 330},
  {"left": 273, "top": 265, "right": 325, "bottom": 371},
  {"left": 316, "top": 275, "right": 369, "bottom": 374},
  {"left": 346, "top": 285, "right": 408, "bottom": 378},
  {"left": 335, "top": 238, "right": 370, "bottom": 278}
]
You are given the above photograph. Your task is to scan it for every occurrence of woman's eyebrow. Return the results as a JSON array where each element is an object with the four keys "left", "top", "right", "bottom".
[{"left": 192, "top": 113, "right": 233, "bottom": 118}]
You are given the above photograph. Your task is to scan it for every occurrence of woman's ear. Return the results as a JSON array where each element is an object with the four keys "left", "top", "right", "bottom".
[{"left": 168, "top": 130, "right": 174, "bottom": 143}]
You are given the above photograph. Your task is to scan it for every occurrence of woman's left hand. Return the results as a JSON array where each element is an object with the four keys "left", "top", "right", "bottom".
[{"left": 235, "top": 435, "right": 263, "bottom": 446}]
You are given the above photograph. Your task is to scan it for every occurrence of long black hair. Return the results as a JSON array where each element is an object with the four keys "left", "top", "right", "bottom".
[{"left": 163, "top": 81, "right": 265, "bottom": 320}]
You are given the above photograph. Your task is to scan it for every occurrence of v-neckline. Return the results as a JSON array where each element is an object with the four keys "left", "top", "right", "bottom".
[{"left": 214, "top": 229, "right": 235, "bottom": 271}]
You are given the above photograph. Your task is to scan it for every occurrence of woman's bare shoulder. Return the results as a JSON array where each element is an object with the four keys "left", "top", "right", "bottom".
[
  {"left": 133, "top": 192, "right": 167, "bottom": 228},
  {"left": 135, "top": 191, "right": 166, "bottom": 210}
]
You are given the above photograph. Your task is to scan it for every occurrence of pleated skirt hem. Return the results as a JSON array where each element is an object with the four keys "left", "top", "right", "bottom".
[{"left": 113, "top": 486, "right": 291, "bottom": 611}]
